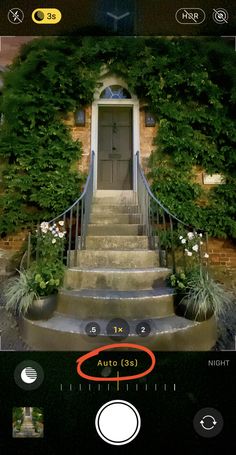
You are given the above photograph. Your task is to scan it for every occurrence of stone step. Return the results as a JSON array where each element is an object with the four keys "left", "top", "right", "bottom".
[
  {"left": 57, "top": 288, "right": 174, "bottom": 318},
  {"left": 86, "top": 236, "right": 150, "bottom": 250},
  {"left": 20, "top": 313, "right": 217, "bottom": 351},
  {"left": 91, "top": 205, "right": 140, "bottom": 214},
  {"left": 87, "top": 224, "right": 144, "bottom": 235},
  {"left": 95, "top": 190, "right": 135, "bottom": 197},
  {"left": 68, "top": 250, "right": 159, "bottom": 268},
  {"left": 94, "top": 190, "right": 137, "bottom": 205},
  {"left": 64, "top": 267, "right": 171, "bottom": 291},
  {"left": 89, "top": 213, "right": 141, "bottom": 224}
]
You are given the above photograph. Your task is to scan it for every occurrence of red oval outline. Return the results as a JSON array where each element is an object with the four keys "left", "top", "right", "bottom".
[{"left": 76, "top": 343, "right": 156, "bottom": 381}]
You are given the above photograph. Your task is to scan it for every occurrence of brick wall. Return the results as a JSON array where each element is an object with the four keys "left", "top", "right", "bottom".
[
  {"left": 0, "top": 37, "right": 36, "bottom": 67},
  {"left": 0, "top": 230, "right": 28, "bottom": 250},
  {"left": 64, "top": 108, "right": 91, "bottom": 174},
  {"left": 208, "top": 238, "right": 236, "bottom": 268}
]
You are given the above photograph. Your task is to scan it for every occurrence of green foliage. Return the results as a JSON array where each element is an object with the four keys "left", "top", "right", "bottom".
[
  {"left": 4, "top": 262, "right": 64, "bottom": 315},
  {"left": 34, "top": 220, "right": 66, "bottom": 263},
  {"left": 12, "top": 407, "right": 24, "bottom": 424},
  {"left": 169, "top": 271, "right": 189, "bottom": 291},
  {"left": 32, "top": 408, "right": 43, "bottom": 424},
  {"left": 0, "top": 38, "right": 88, "bottom": 235},
  {"left": 5, "top": 269, "right": 38, "bottom": 315},
  {"left": 144, "top": 39, "right": 236, "bottom": 239},
  {"left": 29, "top": 261, "right": 64, "bottom": 297},
  {"left": 4, "top": 221, "right": 65, "bottom": 314},
  {"left": 0, "top": 36, "right": 236, "bottom": 237}
]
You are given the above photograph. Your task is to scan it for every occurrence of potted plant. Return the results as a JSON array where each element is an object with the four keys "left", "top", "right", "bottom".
[
  {"left": 4, "top": 220, "right": 66, "bottom": 320},
  {"left": 169, "top": 231, "right": 233, "bottom": 321},
  {"left": 171, "top": 267, "right": 233, "bottom": 321}
]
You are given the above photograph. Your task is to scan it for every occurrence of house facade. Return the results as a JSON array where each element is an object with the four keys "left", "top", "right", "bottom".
[
  {"left": 66, "top": 70, "right": 157, "bottom": 190},
  {"left": 0, "top": 37, "right": 236, "bottom": 270}
]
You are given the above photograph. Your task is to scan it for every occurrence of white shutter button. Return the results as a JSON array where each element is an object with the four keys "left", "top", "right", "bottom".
[{"left": 95, "top": 400, "right": 141, "bottom": 446}]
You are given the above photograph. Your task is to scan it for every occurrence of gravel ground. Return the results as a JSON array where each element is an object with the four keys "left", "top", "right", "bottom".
[{"left": 0, "top": 276, "right": 236, "bottom": 352}]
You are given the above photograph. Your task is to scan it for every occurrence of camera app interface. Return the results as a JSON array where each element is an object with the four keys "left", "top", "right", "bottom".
[{"left": 0, "top": 1, "right": 235, "bottom": 452}]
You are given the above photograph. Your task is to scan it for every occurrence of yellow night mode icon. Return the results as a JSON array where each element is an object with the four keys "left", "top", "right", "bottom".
[{"left": 32, "top": 9, "right": 62, "bottom": 24}]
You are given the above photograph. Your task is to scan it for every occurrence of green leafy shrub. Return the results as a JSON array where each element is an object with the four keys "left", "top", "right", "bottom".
[{"left": 0, "top": 36, "right": 236, "bottom": 238}]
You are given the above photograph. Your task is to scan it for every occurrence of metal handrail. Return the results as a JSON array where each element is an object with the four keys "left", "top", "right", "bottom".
[{"left": 136, "top": 151, "right": 208, "bottom": 272}]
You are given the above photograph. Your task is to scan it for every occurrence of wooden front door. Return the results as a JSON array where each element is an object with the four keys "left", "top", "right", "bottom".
[{"left": 98, "top": 107, "right": 133, "bottom": 189}]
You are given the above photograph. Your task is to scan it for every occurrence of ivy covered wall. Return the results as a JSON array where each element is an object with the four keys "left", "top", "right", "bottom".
[{"left": 0, "top": 36, "right": 236, "bottom": 238}]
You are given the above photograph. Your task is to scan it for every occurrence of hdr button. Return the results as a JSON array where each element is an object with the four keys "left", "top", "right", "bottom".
[
  {"left": 95, "top": 400, "right": 141, "bottom": 445},
  {"left": 175, "top": 8, "right": 206, "bottom": 25}
]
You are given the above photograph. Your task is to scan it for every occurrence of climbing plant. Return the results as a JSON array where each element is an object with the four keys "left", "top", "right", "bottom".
[{"left": 0, "top": 36, "right": 236, "bottom": 237}]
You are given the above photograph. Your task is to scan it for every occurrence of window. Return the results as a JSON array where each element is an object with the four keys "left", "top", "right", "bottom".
[{"left": 100, "top": 85, "right": 131, "bottom": 99}]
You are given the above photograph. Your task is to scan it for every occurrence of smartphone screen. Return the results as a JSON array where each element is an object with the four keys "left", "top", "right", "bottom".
[{"left": 0, "top": 1, "right": 236, "bottom": 452}]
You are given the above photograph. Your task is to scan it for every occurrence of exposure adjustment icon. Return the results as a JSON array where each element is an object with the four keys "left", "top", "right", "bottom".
[{"left": 175, "top": 8, "right": 206, "bottom": 25}]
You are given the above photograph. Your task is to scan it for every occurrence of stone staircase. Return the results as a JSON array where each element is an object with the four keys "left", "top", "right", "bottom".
[
  {"left": 21, "top": 190, "right": 217, "bottom": 350},
  {"left": 17, "top": 416, "right": 38, "bottom": 438}
]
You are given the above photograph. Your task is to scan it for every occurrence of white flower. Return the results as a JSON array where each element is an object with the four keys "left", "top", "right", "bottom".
[
  {"left": 40, "top": 222, "right": 49, "bottom": 232},
  {"left": 53, "top": 223, "right": 56, "bottom": 228},
  {"left": 200, "top": 241, "right": 203, "bottom": 245},
  {"left": 179, "top": 235, "right": 183, "bottom": 240},
  {"left": 199, "top": 233, "right": 203, "bottom": 238},
  {"left": 181, "top": 238, "right": 186, "bottom": 244},
  {"left": 52, "top": 239, "right": 56, "bottom": 244},
  {"left": 58, "top": 220, "right": 64, "bottom": 226},
  {"left": 58, "top": 232, "right": 64, "bottom": 238},
  {"left": 56, "top": 227, "right": 59, "bottom": 232},
  {"left": 204, "top": 253, "right": 209, "bottom": 258},
  {"left": 192, "top": 244, "right": 199, "bottom": 252},
  {"left": 187, "top": 232, "right": 194, "bottom": 240},
  {"left": 49, "top": 226, "right": 53, "bottom": 231},
  {"left": 187, "top": 251, "right": 193, "bottom": 256}
]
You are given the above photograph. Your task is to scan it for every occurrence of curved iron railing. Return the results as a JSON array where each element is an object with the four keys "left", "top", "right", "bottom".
[
  {"left": 136, "top": 151, "right": 208, "bottom": 272},
  {"left": 22, "top": 151, "right": 95, "bottom": 269}
]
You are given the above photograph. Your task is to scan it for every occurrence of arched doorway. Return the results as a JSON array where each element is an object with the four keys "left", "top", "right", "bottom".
[{"left": 91, "top": 75, "right": 140, "bottom": 191}]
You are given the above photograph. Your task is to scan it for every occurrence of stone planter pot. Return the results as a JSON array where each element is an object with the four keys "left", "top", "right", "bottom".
[
  {"left": 26, "top": 295, "right": 57, "bottom": 320},
  {"left": 174, "top": 294, "right": 214, "bottom": 322}
]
